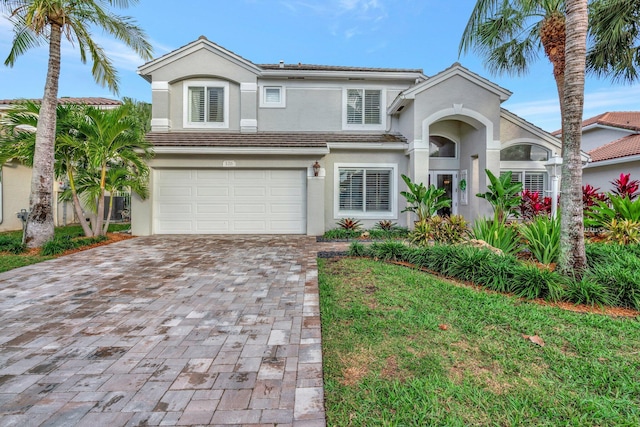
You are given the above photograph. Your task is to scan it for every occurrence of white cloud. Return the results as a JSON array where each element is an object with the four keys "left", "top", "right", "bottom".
[
  {"left": 504, "top": 84, "right": 640, "bottom": 132},
  {"left": 278, "top": 0, "right": 388, "bottom": 41}
]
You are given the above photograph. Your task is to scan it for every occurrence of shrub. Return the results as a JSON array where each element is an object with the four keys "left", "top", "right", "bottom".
[
  {"left": 470, "top": 217, "right": 521, "bottom": 255},
  {"left": 585, "top": 244, "right": 640, "bottom": 310},
  {"left": 410, "top": 215, "right": 468, "bottom": 246},
  {"left": 368, "top": 241, "right": 409, "bottom": 261},
  {"left": 520, "top": 189, "right": 551, "bottom": 220},
  {"left": 585, "top": 195, "right": 640, "bottom": 228},
  {"left": 348, "top": 241, "right": 369, "bottom": 257},
  {"left": 510, "top": 263, "right": 565, "bottom": 301},
  {"left": 40, "top": 235, "right": 107, "bottom": 256},
  {"left": 566, "top": 278, "right": 615, "bottom": 307},
  {"left": 520, "top": 215, "right": 560, "bottom": 264},
  {"left": 583, "top": 184, "right": 607, "bottom": 209},
  {"left": 605, "top": 219, "right": 640, "bottom": 245},
  {"left": 476, "top": 170, "right": 522, "bottom": 223},
  {"left": 337, "top": 218, "right": 362, "bottom": 231},
  {"left": 323, "top": 228, "right": 361, "bottom": 239},
  {"left": 610, "top": 173, "right": 639, "bottom": 200},
  {"left": 374, "top": 220, "right": 397, "bottom": 231},
  {"left": 0, "top": 235, "right": 26, "bottom": 254},
  {"left": 400, "top": 174, "right": 451, "bottom": 221}
]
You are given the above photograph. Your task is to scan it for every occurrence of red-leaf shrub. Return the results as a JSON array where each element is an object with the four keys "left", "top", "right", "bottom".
[
  {"left": 520, "top": 189, "right": 552, "bottom": 220},
  {"left": 611, "top": 173, "right": 639, "bottom": 200},
  {"left": 583, "top": 184, "right": 608, "bottom": 208}
]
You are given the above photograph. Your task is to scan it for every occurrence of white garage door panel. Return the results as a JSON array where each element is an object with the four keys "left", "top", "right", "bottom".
[{"left": 154, "top": 169, "right": 306, "bottom": 234}]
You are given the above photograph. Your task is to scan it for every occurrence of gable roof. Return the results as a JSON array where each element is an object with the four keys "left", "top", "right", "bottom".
[
  {"left": 588, "top": 134, "right": 640, "bottom": 162},
  {"left": 552, "top": 111, "right": 640, "bottom": 135},
  {"left": 138, "top": 37, "right": 426, "bottom": 82},
  {"left": 0, "top": 97, "right": 121, "bottom": 106},
  {"left": 388, "top": 63, "right": 511, "bottom": 113},
  {"left": 138, "top": 36, "right": 263, "bottom": 81}
]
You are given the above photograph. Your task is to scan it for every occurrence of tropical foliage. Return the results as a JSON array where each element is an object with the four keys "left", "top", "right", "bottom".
[
  {"left": 1, "top": 0, "right": 152, "bottom": 247},
  {"left": 520, "top": 215, "right": 561, "bottom": 264},
  {"left": 400, "top": 175, "right": 451, "bottom": 221},
  {"left": 0, "top": 102, "right": 152, "bottom": 237},
  {"left": 476, "top": 169, "right": 522, "bottom": 223}
]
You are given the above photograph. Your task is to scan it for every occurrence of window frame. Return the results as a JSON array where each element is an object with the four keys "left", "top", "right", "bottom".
[
  {"left": 342, "top": 87, "right": 386, "bottom": 130},
  {"left": 503, "top": 170, "right": 548, "bottom": 194},
  {"left": 334, "top": 163, "right": 397, "bottom": 219},
  {"left": 183, "top": 79, "right": 229, "bottom": 128},
  {"left": 260, "top": 85, "right": 286, "bottom": 108},
  {"left": 429, "top": 135, "right": 458, "bottom": 159}
]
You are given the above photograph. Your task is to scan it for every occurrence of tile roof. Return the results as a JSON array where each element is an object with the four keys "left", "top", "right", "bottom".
[
  {"left": 552, "top": 111, "right": 640, "bottom": 135},
  {"left": 259, "top": 63, "right": 424, "bottom": 73},
  {"left": 0, "top": 97, "right": 122, "bottom": 106},
  {"left": 145, "top": 132, "right": 407, "bottom": 148},
  {"left": 588, "top": 134, "right": 640, "bottom": 162}
]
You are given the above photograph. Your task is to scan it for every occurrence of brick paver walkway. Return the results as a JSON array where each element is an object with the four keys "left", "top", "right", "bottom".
[{"left": 0, "top": 235, "right": 345, "bottom": 426}]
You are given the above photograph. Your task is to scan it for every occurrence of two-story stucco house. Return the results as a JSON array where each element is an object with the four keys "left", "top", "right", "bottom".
[{"left": 132, "top": 36, "right": 566, "bottom": 236}]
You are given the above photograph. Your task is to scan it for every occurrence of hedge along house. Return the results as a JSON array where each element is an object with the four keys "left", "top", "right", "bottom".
[
  {"left": 0, "top": 97, "right": 122, "bottom": 232},
  {"left": 132, "top": 36, "right": 574, "bottom": 236}
]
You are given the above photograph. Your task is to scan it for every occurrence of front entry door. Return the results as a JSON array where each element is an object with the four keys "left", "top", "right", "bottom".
[{"left": 429, "top": 171, "right": 458, "bottom": 216}]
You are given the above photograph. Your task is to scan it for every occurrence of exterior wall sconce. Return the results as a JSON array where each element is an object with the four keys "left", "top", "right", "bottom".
[{"left": 312, "top": 161, "right": 321, "bottom": 177}]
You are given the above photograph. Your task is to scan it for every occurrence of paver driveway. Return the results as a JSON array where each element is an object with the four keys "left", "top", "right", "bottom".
[{"left": 0, "top": 235, "right": 328, "bottom": 426}]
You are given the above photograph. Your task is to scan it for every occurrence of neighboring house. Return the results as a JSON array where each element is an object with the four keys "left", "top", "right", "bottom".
[
  {"left": 133, "top": 36, "right": 576, "bottom": 236},
  {"left": 562, "top": 112, "right": 640, "bottom": 193},
  {"left": 0, "top": 97, "right": 122, "bottom": 232}
]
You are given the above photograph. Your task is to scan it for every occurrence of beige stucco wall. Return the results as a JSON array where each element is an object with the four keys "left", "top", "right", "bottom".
[
  {"left": 583, "top": 160, "right": 640, "bottom": 193},
  {"left": 582, "top": 127, "right": 633, "bottom": 152},
  {"left": 0, "top": 162, "right": 77, "bottom": 232},
  {"left": 0, "top": 162, "right": 30, "bottom": 232},
  {"left": 321, "top": 150, "right": 409, "bottom": 230}
]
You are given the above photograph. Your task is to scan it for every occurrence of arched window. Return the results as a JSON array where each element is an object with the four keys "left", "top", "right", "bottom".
[
  {"left": 429, "top": 136, "right": 456, "bottom": 158},
  {"left": 500, "top": 144, "right": 549, "bottom": 161}
]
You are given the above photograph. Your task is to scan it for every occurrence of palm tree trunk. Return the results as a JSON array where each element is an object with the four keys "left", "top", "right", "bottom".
[
  {"left": 558, "top": 0, "right": 588, "bottom": 277},
  {"left": 103, "top": 194, "right": 114, "bottom": 235},
  {"left": 95, "top": 166, "right": 107, "bottom": 236},
  {"left": 540, "top": 11, "right": 566, "bottom": 142},
  {"left": 67, "top": 169, "right": 93, "bottom": 237},
  {"left": 24, "top": 24, "right": 62, "bottom": 248}
]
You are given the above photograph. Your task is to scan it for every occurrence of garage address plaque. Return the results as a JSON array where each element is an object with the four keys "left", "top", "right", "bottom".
[{"left": 222, "top": 160, "right": 236, "bottom": 167}]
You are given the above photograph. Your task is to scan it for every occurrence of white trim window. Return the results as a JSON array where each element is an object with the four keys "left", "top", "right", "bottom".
[
  {"left": 183, "top": 80, "right": 229, "bottom": 128},
  {"left": 260, "top": 86, "right": 286, "bottom": 108},
  {"left": 335, "top": 163, "right": 397, "bottom": 218},
  {"left": 504, "top": 171, "right": 547, "bottom": 194},
  {"left": 343, "top": 88, "right": 385, "bottom": 130}
]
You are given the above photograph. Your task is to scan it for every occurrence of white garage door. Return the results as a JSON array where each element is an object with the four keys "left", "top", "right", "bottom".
[{"left": 154, "top": 169, "right": 306, "bottom": 234}]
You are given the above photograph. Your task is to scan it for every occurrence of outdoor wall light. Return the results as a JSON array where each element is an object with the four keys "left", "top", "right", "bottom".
[{"left": 313, "top": 161, "right": 321, "bottom": 177}]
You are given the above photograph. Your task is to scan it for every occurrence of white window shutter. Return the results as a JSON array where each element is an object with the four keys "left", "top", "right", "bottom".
[
  {"left": 364, "top": 90, "right": 381, "bottom": 125},
  {"left": 365, "top": 169, "right": 390, "bottom": 211},
  {"left": 339, "top": 169, "right": 364, "bottom": 210},
  {"left": 208, "top": 87, "right": 224, "bottom": 122},
  {"left": 347, "top": 89, "right": 363, "bottom": 124},
  {"left": 189, "top": 87, "right": 205, "bottom": 122},
  {"left": 265, "top": 87, "right": 281, "bottom": 103}
]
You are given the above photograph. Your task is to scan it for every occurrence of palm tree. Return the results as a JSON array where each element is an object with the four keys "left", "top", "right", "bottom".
[
  {"left": 69, "top": 106, "right": 151, "bottom": 236},
  {"left": 459, "top": 0, "right": 567, "bottom": 118},
  {"left": 560, "top": 0, "right": 588, "bottom": 274},
  {"left": 1, "top": 0, "right": 152, "bottom": 247},
  {"left": 587, "top": 0, "right": 640, "bottom": 83}
]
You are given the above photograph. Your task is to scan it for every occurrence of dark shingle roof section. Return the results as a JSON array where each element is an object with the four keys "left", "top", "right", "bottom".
[
  {"left": 588, "top": 134, "right": 640, "bottom": 162},
  {"left": 146, "top": 132, "right": 407, "bottom": 148},
  {"left": 0, "top": 97, "right": 122, "bottom": 106},
  {"left": 259, "top": 63, "right": 424, "bottom": 73}
]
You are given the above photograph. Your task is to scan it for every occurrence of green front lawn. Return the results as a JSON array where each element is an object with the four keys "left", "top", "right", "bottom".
[
  {"left": 0, "top": 223, "right": 130, "bottom": 273},
  {"left": 319, "top": 257, "right": 640, "bottom": 426}
]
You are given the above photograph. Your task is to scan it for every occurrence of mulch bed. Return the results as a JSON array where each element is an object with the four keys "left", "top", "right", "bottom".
[{"left": 23, "top": 232, "right": 135, "bottom": 257}]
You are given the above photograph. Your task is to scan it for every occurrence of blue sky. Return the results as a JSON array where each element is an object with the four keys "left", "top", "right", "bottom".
[{"left": 1, "top": 0, "right": 638, "bottom": 132}]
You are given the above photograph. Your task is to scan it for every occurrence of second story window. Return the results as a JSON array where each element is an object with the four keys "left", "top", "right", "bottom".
[
  {"left": 184, "top": 80, "right": 229, "bottom": 128},
  {"left": 346, "top": 89, "right": 381, "bottom": 125},
  {"left": 260, "top": 86, "right": 286, "bottom": 108}
]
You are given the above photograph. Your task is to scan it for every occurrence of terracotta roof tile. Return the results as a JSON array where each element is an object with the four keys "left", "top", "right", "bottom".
[
  {"left": 552, "top": 111, "right": 640, "bottom": 135},
  {"left": 145, "top": 132, "right": 407, "bottom": 148},
  {"left": 0, "top": 97, "right": 122, "bottom": 106},
  {"left": 588, "top": 134, "right": 640, "bottom": 162}
]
